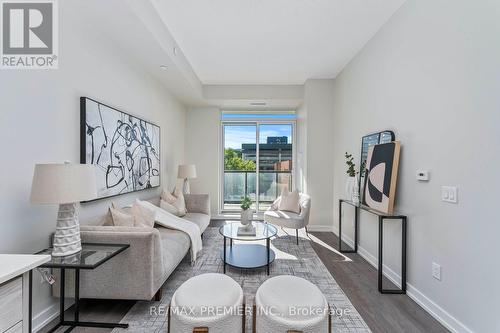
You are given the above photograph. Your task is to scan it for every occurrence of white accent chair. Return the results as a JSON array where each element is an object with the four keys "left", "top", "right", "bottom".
[
  {"left": 168, "top": 273, "right": 245, "bottom": 333},
  {"left": 264, "top": 193, "right": 311, "bottom": 245},
  {"left": 254, "top": 275, "right": 330, "bottom": 333}
]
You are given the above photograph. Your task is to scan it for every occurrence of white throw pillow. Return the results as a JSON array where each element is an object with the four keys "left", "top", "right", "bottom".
[
  {"left": 132, "top": 200, "right": 156, "bottom": 228},
  {"left": 161, "top": 190, "right": 187, "bottom": 217},
  {"left": 160, "top": 199, "right": 182, "bottom": 216},
  {"left": 109, "top": 206, "right": 135, "bottom": 227},
  {"left": 278, "top": 188, "right": 301, "bottom": 214}
]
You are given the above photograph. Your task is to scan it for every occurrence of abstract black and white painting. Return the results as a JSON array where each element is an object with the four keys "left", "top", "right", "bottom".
[
  {"left": 362, "top": 141, "right": 400, "bottom": 214},
  {"left": 80, "top": 97, "right": 160, "bottom": 200},
  {"left": 359, "top": 130, "right": 395, "bottom": 204}
]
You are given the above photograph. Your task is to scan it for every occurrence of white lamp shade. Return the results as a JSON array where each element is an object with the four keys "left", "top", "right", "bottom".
[
  {"left": 30, "top": 164, "right": 97, "bottom": 204},
  {"left": 178, "top": 164, "right": 197, "bottom": 179}
]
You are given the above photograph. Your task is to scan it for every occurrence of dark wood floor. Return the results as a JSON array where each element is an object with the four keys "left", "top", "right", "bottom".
[
  {"left": 41, "top": 224, "right": 448, "bottom": 333},
  {"left": 308, "top": 231, "right": 448, "bottom": 333}
]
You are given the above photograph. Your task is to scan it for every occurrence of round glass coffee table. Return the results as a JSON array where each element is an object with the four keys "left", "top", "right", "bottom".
[{"left": 219, "top": 222, "right": 277, "bottom": 275}]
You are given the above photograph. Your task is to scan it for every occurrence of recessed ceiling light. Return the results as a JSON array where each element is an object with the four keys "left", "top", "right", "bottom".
[
  {"left": 250, "top": 102, "right": 266, "bottom": 106},
  {"left": 160, "top": 65, "right": 168, "bottom": 70}
]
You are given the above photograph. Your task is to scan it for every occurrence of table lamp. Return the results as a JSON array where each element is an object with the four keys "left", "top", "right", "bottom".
[
  {"left": 30, "top": 163, "right": 97, "bottom": 257},
  {"left": 177, "top": 164, "right": 197, "bottom": 194}
]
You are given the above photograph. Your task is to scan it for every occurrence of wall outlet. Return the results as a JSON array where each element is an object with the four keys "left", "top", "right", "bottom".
[
  {"left": 432, "top": 262, "right": 442, "bottom": 281},
  {"left": 441, "top": 186, "right": 458, "bottom": 203},
  {"left": 416, "top": 169, "right": 430, "bottom": 181}
]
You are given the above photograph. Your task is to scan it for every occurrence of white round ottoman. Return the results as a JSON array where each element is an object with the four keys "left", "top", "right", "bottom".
[
  {"left": 169, "top": 273, "right": 244, "bottom": 333},
  {"left": 254, "top": 275, "right": 330, "bottom": 333}
]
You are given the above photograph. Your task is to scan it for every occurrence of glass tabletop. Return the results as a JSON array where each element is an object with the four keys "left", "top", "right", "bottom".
[
  {"left": 219, "top": 222, "right": 278, "bottom": 241},
  {"left": 340, "top": 199, "right": 406, "bottom": 218},
  {"left": 36, "top": 243, "right": 129, "bottom": 269}
]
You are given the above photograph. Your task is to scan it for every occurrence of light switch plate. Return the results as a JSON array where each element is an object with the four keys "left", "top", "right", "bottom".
[{"left": 442, "top": 186, "right": 458, "bottom": 203}]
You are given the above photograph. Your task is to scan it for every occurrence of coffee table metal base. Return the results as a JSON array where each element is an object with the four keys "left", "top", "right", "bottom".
[{"left": 221, "top": 244, "right": 275, "bottom": 273}]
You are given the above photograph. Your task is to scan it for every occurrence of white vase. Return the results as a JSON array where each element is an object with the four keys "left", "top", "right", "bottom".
[
  {"left": 352, "top": 175, "right": 360, "bottom": 205},
  {"left": 345, "top": 176, "right": 356, "bottom": 200},
  {"left": 241, "top": 209, "right": 253, "bottom": 228}
]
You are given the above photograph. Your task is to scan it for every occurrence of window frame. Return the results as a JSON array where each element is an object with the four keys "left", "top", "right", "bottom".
[{"left": 219, "top": 116, "right": 297, "bottom": 215}]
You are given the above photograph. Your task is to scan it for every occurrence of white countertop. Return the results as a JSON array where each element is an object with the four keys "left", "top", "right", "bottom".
[{"left": 0, "top": 254, "right": 51, "bottom": 284}]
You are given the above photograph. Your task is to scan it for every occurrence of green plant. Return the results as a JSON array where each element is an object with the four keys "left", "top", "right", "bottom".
[
  {"left": 240, "top": 196, "right": 252, "bottom": 210},
  {"left": 360, "top": 160, "right": 367, "bottom": 177},
  {"left": 224, "top": 148, "right": 256, "bottom": 171},
  {"left": 345, "top": 152, "right": 357, "bottom": 177}
]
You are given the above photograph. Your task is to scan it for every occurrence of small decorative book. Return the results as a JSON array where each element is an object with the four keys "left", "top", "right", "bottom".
[{"left": 237, "top": 226, "right": 256, "bottom": 236}]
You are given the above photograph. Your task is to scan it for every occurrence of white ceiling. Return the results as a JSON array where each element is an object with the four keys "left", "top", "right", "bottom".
[{"left": 153, "top": 0, "right": 406, "bottom": 85}]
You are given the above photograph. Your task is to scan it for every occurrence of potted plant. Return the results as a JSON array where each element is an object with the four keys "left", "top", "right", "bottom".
[
  {"left": 345, "top": 152, "right": 360, "bottom": 204},
  {"left": 240, "top": 196, "right": 253, "bottom": 228}
]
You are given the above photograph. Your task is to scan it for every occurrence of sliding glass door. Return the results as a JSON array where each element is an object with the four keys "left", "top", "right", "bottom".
[
  {"left": 258, "top": 124, "right": 293, "bottom": 211},
  {"left": 222, "top": 121, "right": 294, "bottom": 213},
  {"left": 223, "top": 124, "right": 257, "bottom": 211}
]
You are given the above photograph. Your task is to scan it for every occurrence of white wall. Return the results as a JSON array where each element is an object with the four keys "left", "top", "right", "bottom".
[
  {"left": 0, "top": 1, "right": 186, "bottom": 329},
  {"left": 184, "top": 85, "right": 333, "bottom": 228},
  {"left": 303, "top": 80, "right": 336, "bottom": 230},
  {"left": 296, "top": 102, "right": 307, "bottom": 194},
  {"left": 331, "top": 0, "right": 500, "bottom": 332},
  {"left": 185, "top": 106, "right": 313, "bottom": 218},
  {"left": 185, "top": 107, "right": 221, "bottom": 215}
]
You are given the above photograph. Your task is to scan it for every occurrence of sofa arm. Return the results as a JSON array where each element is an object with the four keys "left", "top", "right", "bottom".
[
  {"left": 75, "top": 225, "right": 164, "bottom": 300},
  {"left": 185, "top": 194, "right": 210, "bottom": 216}
]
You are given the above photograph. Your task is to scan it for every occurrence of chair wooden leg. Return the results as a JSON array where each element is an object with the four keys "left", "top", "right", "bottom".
[
  {"left": 305, "top": 226, "right": 309, "bottom": 236},
  {"left": 296, "top": 229, "right": 299, "bottom": 245},
  {"left": 193, "top": 328, "right": 209, "bottom": 333}
]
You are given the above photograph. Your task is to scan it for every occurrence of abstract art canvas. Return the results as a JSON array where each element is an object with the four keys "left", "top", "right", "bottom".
[
  {"left": 359, "top": 130, "right": 395, "bottom": 205},
  {"left": 80, "top": 97, "right": 160, "bottom": 200},
  {"left": 362, "top": 141, "right": 400, "bottom": 214}
]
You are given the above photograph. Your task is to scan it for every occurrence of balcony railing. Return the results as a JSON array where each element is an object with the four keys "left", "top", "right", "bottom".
[{"left": 223, "top": 170, "right": 292, "bottom": 210}]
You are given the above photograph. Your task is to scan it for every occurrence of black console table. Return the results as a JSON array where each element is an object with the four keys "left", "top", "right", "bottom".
[{"left": 338, "top": 199, "right": 407, "bottom": 294}]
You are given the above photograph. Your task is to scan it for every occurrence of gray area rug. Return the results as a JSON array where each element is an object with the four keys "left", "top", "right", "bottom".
[{"left": 113, "top": 226, "right": 371, "bottom": 332}]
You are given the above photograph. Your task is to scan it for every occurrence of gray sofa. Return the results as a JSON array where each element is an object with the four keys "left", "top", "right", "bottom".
[{"left": 76, "top": 194, "right": 210, "bottom": 301}]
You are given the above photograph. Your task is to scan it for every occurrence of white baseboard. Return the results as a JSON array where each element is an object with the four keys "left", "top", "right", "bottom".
[
  {"left": 212, "top": 214, "right": 264, "bottom": 221},
  {"left": 211, "top": 214, "right": 231, "bottom": 220},
  {"left": 33, "top": 299, "right": 73, "bottom": 332},
  {"left": 307, "top": 225, "right": 334, "bottom": 232},
  {"left": 338, "top": 232, "right": 473, "bottom": 333}
]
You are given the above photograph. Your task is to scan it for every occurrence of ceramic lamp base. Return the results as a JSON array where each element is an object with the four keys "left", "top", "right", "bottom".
[
  {"left": 182, "top": 178, "right": 191, "bottom": 194},
  {"left": 52, "top": 203, "right": 82, "bottom": 257}
]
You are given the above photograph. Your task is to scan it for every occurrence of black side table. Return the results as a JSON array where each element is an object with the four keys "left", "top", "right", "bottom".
[
  {"left": 338, "top": 199, "right": 407, "bottom": 294},
  {"left": 35, "top": 243, "right": 130, "bottom": 332}
]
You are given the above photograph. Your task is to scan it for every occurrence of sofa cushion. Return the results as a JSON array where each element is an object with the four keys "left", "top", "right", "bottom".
[
  {"left": 109, "top": 207, "right": 135, "bottom": 227},
  {"left": 132, "top": 200, "right": 156, "bottom": 228},
  {"left": 161, "top": 198, "right": 186, "bottom": 217},
  {"left": 264, "top": 210, "right": 305, "bottom": 229},
  {"left": 156, "top": 226, "right": 191, "bottom": 277},
  {"left": 183, "top": 213, "right": 210, "bottom": 233},
  {"left": 162, "top": 190, "right": 187, "bottom": 216}
]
